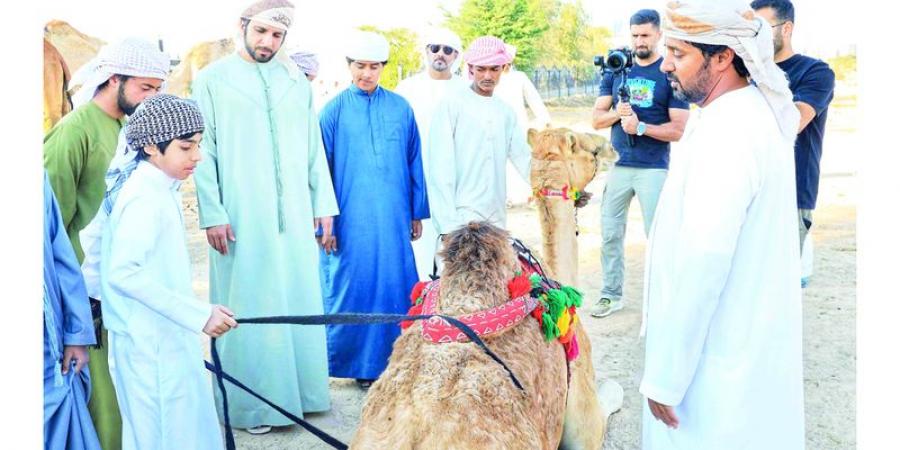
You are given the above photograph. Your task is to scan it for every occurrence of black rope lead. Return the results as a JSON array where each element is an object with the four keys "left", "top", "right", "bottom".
[
  {"left": 210, "top": 338, "right": 236, "bottom": 450},
  {"left": 206, "top": 357, "right": 348, "bottom": 450},
  {"left": 207, "top": 312, "right": 525, "bottom": 450}
]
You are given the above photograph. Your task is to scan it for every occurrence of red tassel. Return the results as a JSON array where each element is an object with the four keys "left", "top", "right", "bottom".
[
  {"left": 401, "top": 303, "right": 424, "bottom": 330},
  {"left": 409, "top": 281, "right": 427, "bottom": 305},
  {"left": 507, "top": 274, "right": 532, "bottom": 299}
]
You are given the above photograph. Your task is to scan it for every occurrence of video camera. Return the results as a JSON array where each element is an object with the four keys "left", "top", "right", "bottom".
[
  {"left": 594, "top": 48, "right": 634, "bottom": 74},
  {"left": 593, "top": 47, "right": 636, "bottom": 146}
]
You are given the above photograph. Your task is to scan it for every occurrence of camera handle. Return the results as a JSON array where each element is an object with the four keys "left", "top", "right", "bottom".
[{"left": 617, "top": 71, "right": 635, "bottom": 147}]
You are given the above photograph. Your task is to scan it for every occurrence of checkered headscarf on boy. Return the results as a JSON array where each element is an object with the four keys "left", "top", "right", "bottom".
[
  {"left": 100, "top": 94, "right": 204, "bottom": 215},
  {"left": 125, "top": 94, "right": 205, "bottom": 149}
]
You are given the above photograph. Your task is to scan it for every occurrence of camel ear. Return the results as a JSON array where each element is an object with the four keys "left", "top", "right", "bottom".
[
  {"left": 589, "top": 134, "right": 619, "bottom": 162},
  {"left": 573, "top": 133, "right": 601, "bottom": 155},
  {"left": 565, "top": 132, "right": 576, "bottom": 151},
  {"left": 527, "top": 128, "right": 539, "bottom": 147}
]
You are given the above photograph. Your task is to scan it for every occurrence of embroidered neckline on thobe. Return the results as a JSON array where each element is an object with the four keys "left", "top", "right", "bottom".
[{"left": 253, "top": 63, "right": 287, "bottom": 232}]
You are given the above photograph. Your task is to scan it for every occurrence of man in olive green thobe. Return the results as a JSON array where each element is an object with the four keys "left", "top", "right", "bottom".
[{"left": 42, "top": 37, "right": 169, "bottom": 450}]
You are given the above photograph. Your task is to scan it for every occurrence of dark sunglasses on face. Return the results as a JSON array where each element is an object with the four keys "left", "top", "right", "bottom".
[{"left": 428, "top": 44, "right": 455, "bottom": 56}]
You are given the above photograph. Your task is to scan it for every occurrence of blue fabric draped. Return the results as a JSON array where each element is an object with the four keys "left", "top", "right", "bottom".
[
  {"left": 318, "top": 85, "right": 429, "bottom": 379},
  {"left": 43, "top": 172, "right": 101, "bottom": 450}
]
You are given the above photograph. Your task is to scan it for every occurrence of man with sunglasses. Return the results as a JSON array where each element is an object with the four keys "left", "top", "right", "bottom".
[
  {"left": 752, "top": 0, "right": 835, "bottom": 287},
  {"left": 426, "top": 36, "right": 531, "bottom": 243},
  {"left": 396, "top": 28, "right": 467, "bottom": 280}
]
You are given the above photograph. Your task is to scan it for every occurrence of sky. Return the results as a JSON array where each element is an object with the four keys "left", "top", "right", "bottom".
[{"left": 41, "top": 0, "right": 856, "bottom": 63}]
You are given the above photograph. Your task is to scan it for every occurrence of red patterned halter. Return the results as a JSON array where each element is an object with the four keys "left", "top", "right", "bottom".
[{"left": 417, "top": 280, "right": 540, "bottom": 344}]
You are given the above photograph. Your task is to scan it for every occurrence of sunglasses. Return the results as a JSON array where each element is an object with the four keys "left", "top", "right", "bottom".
[{"left": 428, "top": 44, "right": 455, "bottom": 56}]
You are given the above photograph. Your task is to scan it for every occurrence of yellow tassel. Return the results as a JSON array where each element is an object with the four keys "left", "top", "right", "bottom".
[{"left": 557, "top": 310, "right": 570, "bottom": 336}]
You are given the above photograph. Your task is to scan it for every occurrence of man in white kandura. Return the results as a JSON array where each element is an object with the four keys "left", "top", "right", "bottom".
[
  {"left": 639, "top": 1, "right": 804, "bottom": 449},
  {"left": 427, "top": 35, "right": 531, "bottom": 241},
  {"left": 494, "top": 43, "right": 552, "bottom": 206},
  {"left": 395, "top": 27, "right": 467, "bottom": 279}
]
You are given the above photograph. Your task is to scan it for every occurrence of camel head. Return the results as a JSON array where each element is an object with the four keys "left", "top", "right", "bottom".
[
  {"left": 436, "top": 222, "right": 519, "bottom": 314},
  {"left": 43, "top": 20, "right": 105, "bottom": 75},
  {"left": 528, "top": 127, "right": 617, "bottom": 193}
]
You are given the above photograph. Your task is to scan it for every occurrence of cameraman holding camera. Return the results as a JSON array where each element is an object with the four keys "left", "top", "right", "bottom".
[{"left": 590, "top": 9, "right": 689, "bottom": 318}]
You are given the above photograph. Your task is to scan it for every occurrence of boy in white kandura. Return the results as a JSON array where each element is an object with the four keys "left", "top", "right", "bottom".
[{"left": 100, "top": 94, "right": 238, "bottom": 450}]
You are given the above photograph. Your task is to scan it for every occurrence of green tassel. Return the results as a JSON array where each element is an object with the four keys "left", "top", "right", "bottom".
[
  {"left": 561, "top": 286, "right": 583, "bottom": 308},
  {"left": 541, "top": 311, "right": 558, "bottom": 340},
  {"left": 529, "top": 273, "right": 543, "bottom": 289},
  {"left": 546, "top": 289, "right": 567, "bottom": 320}
]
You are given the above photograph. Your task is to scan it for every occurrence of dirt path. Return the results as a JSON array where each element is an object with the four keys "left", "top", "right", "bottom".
[{"left": 181, "top": 100, "right": 856, "bottom": 449}]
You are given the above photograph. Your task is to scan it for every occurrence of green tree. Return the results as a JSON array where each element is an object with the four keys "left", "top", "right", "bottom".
[
  {"left": 444, "top": 0, "right": 551, "bottom": 72},
  {"left": 827, "top": 54, "right": 856, "bottom": 82},
  {"left": 358, "top": 26, "right": 422, "bottom": 90},
  {"left": 535, "top": 1, "right": 612, "bottom": 76}
]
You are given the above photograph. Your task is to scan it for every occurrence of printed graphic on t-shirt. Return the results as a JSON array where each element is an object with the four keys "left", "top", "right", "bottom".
[{"left": 627, "top": 78, "right": 656, "bottom": 108}]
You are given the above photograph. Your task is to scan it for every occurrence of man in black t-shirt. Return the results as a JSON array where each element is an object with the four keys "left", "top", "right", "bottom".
[
  {"left": 753, "top": 0, "right": 835, "bottom": 287},
  {"left": 590, "top": 9, "right": 689, "bottom": 318}
]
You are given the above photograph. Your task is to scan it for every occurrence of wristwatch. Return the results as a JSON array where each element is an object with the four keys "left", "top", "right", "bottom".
[{"left": 636, "top": 121, "right": 647, "bottom": 136}]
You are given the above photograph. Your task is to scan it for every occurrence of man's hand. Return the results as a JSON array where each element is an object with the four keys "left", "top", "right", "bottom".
[
  {"left": 61, "top": 345, "right": 89, "bottom": 375},
  {"left": 410, "top": 220, "right": 423, "bottom": 241},
  {"left": 206, "top": 224, "right": 236, "bottom": 255},
  {"left": 314, "top": 216, "right": 334, "bottom": 241},
  {"left": 321, "top": 235, "right": 339, "bottom": 254},
  {"left": 316, "top": 216, "right": 338, "bottom": 254},
  {"left": 648, "top": 398, "right": 679, "bottom": 429},
  {"left": 574, "top": 191, "right": 593, "bottom": 208},
  {"left": 203, "top": 305, "right": 238, "bottom": 338},
  {"left": 615, "top": 102, "right": 634, "bottom": 118},
  {"left": 621, "top": 113, "right": 639, "bottom": 135}
]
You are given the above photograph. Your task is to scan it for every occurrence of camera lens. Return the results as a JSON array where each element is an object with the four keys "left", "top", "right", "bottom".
[{"left": 608, "top": 51, "right": 625, "bottom": 70}]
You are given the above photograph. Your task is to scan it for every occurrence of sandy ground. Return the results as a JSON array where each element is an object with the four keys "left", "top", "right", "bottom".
[{"left": 180, "top": 93, "right": 857, "bottom": 449}]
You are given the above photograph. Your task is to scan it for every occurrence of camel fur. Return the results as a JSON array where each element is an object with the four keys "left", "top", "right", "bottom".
[
  {"left": 165, "top": 38, "right": 234, "bottom": 97},
  {"left": 528, "top": 128, "right": 622, "bottom": 450},
  {"left": 528, "top": 127, "right": 618, "bottom": 287},
  {"left": 43, "top": 38, "right": 72, "bottom": 132},
  {"left": 43, "top": 20, "right": 104, "bottom": 80},
  {"left": 352, "top": 222, "right": 613, "bottom": 450}
]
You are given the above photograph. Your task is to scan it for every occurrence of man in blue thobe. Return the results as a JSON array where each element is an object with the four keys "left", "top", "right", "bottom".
[
  {"left": 318, "top": 31, "right": 430, "bottom": 388},
  {"left": 44, "top": 171, "right": 101, "bottom": 450}
]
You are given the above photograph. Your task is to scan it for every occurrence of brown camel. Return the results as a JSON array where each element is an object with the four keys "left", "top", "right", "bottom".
[
  {"left": 352, "top": 222, "right": 621, "bottom": 450},
  {"left": 527, "top": 127, "right": 621, "bottom": 449},
  {"left": 165, "top": 38, "right": 234, "bottom": 97},
  {"left": 43, "top": 20, "right": 105, "bottom": 78},
  {"left": 43, "top": 38, "right": 71, "bottom": 132},
  {"left": 528, "top": 127, "right": 618, "bottom": 287}
]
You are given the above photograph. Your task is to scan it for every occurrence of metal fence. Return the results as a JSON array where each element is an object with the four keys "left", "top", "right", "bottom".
[{"left": 529, "top": 66, "right": 604, "bottom": 99}]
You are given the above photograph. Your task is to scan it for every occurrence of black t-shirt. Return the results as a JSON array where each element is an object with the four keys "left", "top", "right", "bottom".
[
  {"left": 778, "top": 54, "right": 835, "bottom": 209},
  {"left": 600, "top": 57, "right": 689, "bottom": 169}
]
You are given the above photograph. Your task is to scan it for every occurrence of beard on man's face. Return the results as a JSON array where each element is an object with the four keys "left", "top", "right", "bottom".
[
  {"left": 243, "top": 28, "right": 278, "bottom": 63},
  {"left": 773, "top": 34, "right": 784, "bottom": 55},
  {"left": 668, "top": 61, "right": 713, "bottom": 104},
  {"left": 116, "top": 83, "right": 138, "bottom": 116},
  {"left": 431, "top": 57, "right": 449, "bottom": 72},
  {"left": 635, "top": 47, "right": 653, "bottom": 59}
]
